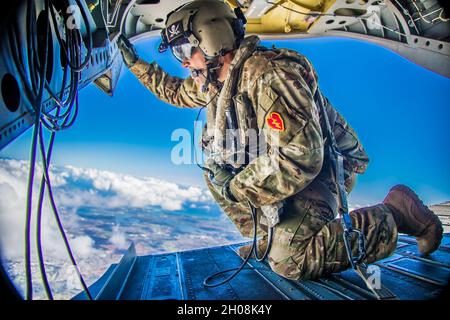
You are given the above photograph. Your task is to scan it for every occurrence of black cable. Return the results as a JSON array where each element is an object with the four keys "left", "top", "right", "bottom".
[
  {"left": 24, "top": 0, "right": 50, "bottom": 300},
  {"left": 14, "top": 0, "right": 92, "bottom": 300},
  {"left": 35, "top": 98, "right": 89, "bottom": 301},
  {"left": 34, "top": 10, "right": 91, "bottom": 298},
  {"left": 35, "top": 148, "right": 54, "bottom": 299},
  {"left": 194, "top": 85, "right": 265, "bottom": 288},
  {"left": 40, "top": 32, "right": 80, "bottom": 131},
  {"left": 49, "top": 0, "right": 93, "bottom": 72},
  {"left": 33, "top": 1, "right": 66, "bottom": 299},
  {"left": 35, "top": 37, "right": 70, "bottom": 299},
  {"left": 34, "top": 64, "right": 68, "bottom": 301},
  {"left": 267, "top": 0, "right": 410, "bottom": 37},
  {"left": 253, "top": 215, "right": 273, "bottom": 262},
  {"left": 34, "top": 0, "right": 88, "bottom": 130},
  {"left": 43, "top": 55, "right": 71, "bottom": 113},
  {"left": 191, "top": 89, "right": 220, "bottom": 177},
  {"left": 193, "top": 78, "right": 274, "bottom": 286},
  {"left": 203, "top": 202, "right": 258, "bottom": 287},
  {"left": 203, "top": 202, "right": 273, "bottom": 287},
  {"left": 41, "top": 46, "right": 78, "bottom": 118},
  {"left": 193, "top": 106, "right": 206, "bottom": 172},
  {"left": 266, "top": 1, "right": 334, "bottom": 17},
  {"left": 37, "top": 108, "right": 93, "bottom": 300},
  {"left": 41, "top": 1, "right": 82, "bottom": 130}
]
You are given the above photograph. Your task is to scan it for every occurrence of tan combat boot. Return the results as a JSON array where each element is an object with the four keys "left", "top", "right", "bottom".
[
  {"left": 238, "top": 237, "right": 268, "bottom": 259},
  {"left": 383, "top": 184, "right": 443, "bottom": 255}
]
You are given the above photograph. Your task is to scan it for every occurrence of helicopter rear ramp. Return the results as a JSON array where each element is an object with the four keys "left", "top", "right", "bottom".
[{"left": 73, "top": 233, "right": 450, "bottom": 300}]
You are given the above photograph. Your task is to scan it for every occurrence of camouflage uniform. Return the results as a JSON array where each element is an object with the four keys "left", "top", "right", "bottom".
[{"left": 129, "top": 35, "right": 398, "bottom": 281}]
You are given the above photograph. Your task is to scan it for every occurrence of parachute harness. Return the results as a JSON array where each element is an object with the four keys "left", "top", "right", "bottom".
[
  {"left": 313, "top": 89, "right": 367, "bottom": 268},
  {"left": 314, "top": 89, "right": 395, "bottom": 300}
]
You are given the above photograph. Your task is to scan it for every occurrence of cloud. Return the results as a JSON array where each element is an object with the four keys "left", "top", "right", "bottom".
[
  {"left": 52, "top": 164, "right": 214, "bottom": 211},
  {"left": 0, "top": 158, "right": 232, "bottom": 300},
  {"left": 70, "top": 235, "right": 100, "bottom": 258},
  {"left": 110, "top": 225, "right": 128, "bottom": 250}
]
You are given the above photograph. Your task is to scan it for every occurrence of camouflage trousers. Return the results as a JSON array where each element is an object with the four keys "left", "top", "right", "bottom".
[{"left": 205, "top": 174, "right": 398, "bottom": 281}]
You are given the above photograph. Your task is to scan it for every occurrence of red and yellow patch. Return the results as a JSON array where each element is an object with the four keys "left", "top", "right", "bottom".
[{"left": 266, "top": 112, "right": 284, "bottom": 131}]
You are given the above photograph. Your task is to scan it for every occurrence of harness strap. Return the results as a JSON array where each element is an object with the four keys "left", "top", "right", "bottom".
[{"left": 313, "top": 89, "right": 396, "bottom": 300}]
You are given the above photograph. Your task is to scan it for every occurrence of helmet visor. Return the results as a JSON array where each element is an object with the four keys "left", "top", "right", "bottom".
[{"left": 170, "top": 38, "right": 195, "bottom": 62}]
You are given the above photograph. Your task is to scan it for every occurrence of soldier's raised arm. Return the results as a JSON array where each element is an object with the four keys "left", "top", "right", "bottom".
[
  {"left": 117, "top": 35, "right": 209, "bottom": 108},
  {"left": 228, "top": 63, "right": 324, "bottom": 208}
]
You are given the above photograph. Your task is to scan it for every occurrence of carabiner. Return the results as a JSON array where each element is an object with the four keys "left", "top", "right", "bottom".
[{"left": 343, "top": 228, "right": 367, "bottom": 269}]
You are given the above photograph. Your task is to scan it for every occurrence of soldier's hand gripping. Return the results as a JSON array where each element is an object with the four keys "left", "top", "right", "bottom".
[
  {"left": 208, "top": 162, "right": 239, "bottom": 203},
  {"left": 117, "top": 34, "right": 139, "bottom": 68}
]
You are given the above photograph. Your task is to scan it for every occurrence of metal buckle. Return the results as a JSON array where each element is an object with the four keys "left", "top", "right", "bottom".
[{"left": 342, "top": 226, "right": 367, "bottom": 269}]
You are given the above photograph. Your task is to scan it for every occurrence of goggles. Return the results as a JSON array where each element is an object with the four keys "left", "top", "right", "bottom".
[
  {"left": 170, "top": 38, "right": 196, "bottom": 62},
  {"left": 158, "top": 16, "right": 200, "bottom": 62}
]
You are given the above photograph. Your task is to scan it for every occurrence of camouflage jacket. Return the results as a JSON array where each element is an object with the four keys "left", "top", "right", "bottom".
[{"left": 129, "top": 35, "right": 369, "bottom": 221}]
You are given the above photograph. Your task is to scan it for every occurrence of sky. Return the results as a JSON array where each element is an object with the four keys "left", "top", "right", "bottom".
[{"left": 1, "top": 35, "right": 449, "bottom": 206}]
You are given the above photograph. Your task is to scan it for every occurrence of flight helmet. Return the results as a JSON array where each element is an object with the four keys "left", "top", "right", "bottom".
[{"left": 158, "top": 0, "right": 246, "bottom": 63}]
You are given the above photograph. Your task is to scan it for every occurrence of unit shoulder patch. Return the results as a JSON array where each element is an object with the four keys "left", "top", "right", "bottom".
[{"left": 266, "top": 112, "right": 284, "bottom": 131}]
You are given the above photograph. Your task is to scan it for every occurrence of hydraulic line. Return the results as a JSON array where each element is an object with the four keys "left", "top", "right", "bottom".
[
  {"left": 392, "top": 0, "right": 420, "bottom": 35},
  {"left": 413, "top": 7, "right": 449, "bottom": 22},
  {"left": 266, "top": 0, "right": 361, "bottom": 18},
  {"left": 411, "top": 1, "right": 449, "bottom": 24}
]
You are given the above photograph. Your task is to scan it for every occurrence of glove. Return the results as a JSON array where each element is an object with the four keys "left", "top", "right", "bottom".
[
  {"left": 208, "top": 162, "right": 238, "bottom": 203},
  {"left": 117, "top": 34, "right": 139, "bottom": 68},
  {"left": 222, "top": 179, "right": 238, "bottom": 203}
]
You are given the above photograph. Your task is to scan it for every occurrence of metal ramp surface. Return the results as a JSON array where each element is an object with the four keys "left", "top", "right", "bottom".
[{"left": 73, "top": 233, "right": 450, "bottom": 300}]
